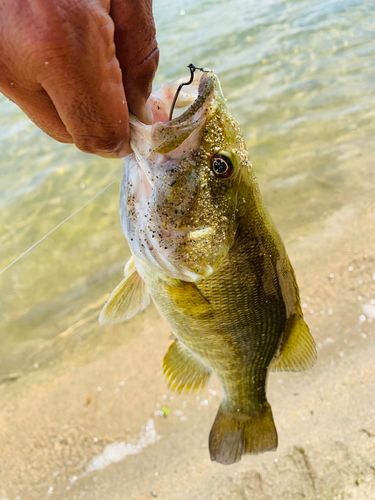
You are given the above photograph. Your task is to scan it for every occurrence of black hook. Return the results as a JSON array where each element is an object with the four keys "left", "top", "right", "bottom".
[{"left": 169, "top": 64, "right": 209, "bottom": 121}]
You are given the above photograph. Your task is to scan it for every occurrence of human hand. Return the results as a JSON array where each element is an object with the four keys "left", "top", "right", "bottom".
[{"left": 0, "top": 0, "right": 158, "bottom": 157}]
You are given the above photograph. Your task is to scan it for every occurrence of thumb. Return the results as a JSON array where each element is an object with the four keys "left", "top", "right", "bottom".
[{"left": 110, "top": 0, "right": 159, "bottom": 123}]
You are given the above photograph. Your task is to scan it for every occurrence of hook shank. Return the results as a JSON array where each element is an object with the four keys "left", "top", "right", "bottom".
[{"left": 169, "top": 64, "right": 209, "bottom": 121}]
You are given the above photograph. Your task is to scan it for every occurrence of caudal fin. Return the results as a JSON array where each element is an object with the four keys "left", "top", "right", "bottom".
[{"left": 209, "top": 403, "right": 278, "bottom": 465}]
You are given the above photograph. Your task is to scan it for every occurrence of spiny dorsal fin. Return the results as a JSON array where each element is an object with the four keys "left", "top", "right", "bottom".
[
  {"left": 163, "top": 340, "right": 211, "bottom": 393},
  {"left": 270, "top": 313, "right": 316, "bottom": 372},
  {"left": 99, "top": 257, "right": 150, "bottom": 325}
]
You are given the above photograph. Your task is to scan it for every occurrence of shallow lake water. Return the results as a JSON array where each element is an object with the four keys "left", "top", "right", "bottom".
[
  {"left": 1, "top": 0, "right": 373, "bottom": 379},
  {"left": 0, "top": 0, "right": 374, "bottom": 498}
]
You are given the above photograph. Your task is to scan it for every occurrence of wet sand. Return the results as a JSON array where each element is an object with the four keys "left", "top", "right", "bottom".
[{"left": 0, "top": 197, "right": 374, "bottom": 500}]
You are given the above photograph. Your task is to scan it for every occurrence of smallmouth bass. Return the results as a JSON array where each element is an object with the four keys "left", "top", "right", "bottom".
[{"left": 100, "top": 71, "right": 316, "bottom": 465}]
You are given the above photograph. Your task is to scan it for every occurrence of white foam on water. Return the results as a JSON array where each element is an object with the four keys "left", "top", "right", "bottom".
[
  {"left": 66, "top": 419, "right": 159, "bottom": 488},
  {"left": 84, "top": 419, "right": 159, "bottom": 475}
]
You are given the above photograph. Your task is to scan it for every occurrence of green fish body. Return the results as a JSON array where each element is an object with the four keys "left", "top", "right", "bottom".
[{"left": 101, "top": 72, "right": 316, "bottom": 465}]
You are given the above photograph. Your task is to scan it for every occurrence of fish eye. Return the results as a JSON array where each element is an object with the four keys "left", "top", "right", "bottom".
[{"left": 211, "top": 153, "right": 234, "bottom": 179}]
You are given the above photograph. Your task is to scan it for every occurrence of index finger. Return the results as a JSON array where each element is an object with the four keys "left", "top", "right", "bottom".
[{"left": 38, "top": 3, "right": 130, "bottom": 156}]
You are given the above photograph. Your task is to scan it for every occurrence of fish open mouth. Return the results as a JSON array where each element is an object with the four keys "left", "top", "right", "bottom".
[
  {"left": 166, "top": 70, "right": 217, "bottom": 123},
  {"left": 129, "top": 70, "right": 222, "bottom": 159},
  {"left": 149, "top": 71, "right": 221, "bottom": 155},
  {"left": 149, "top": 70, "right": 218, "bottom": 125}
]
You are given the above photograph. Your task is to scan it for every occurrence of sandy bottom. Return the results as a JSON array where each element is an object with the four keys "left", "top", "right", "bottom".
[{"left": 0, "top": 198, "right": 374, "bottom": 500}]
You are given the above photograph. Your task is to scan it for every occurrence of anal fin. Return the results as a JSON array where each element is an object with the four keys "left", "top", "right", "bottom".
[
  {"left": 271, "top": 313, "right": 316, "bottom": 372},
  {"left": 163, "top": 340, "right": 211, "bottom": 393}
]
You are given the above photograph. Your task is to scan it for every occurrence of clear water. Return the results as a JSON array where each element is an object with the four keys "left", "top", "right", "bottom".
[{"left": 0, "top": 0, "right": 374, "bottom": 380}]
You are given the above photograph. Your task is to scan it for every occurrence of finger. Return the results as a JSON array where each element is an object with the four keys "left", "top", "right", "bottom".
[
  {"left": 36, "top": 5, "right": 131, "bottom": 157},
  {"left": 0, "top": 82, "right": 72, "bottom": 143},
  {"left": 110, "top": 0, "right": 159, "bottom": 123}
]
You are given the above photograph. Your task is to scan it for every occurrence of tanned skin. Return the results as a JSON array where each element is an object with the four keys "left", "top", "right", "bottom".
[{"left": 0, "top": 0, "right": 158, "bottom": 156}]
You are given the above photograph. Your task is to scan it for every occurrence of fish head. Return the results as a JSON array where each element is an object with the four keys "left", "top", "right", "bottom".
[{"left": 122, "top": 71, "right": 251, "bottom": 282}]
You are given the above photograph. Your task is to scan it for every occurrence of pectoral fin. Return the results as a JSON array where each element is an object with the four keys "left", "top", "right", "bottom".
[
  {"left": 164, "top": 281, "right": 213, "bottom": 319},
  {"left": 163, "top": 340, "right": 211, "bottom": 393},
  {"left": 270, "top": 313, "right": 316, "bottom": 372},
  {"left": 99, "top": 257, "right": 150, "bottom": 325}
]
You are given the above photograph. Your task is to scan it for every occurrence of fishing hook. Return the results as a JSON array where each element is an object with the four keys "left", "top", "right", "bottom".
[{"left": 169, "top": 64, "right": 210, "bottom": 121}]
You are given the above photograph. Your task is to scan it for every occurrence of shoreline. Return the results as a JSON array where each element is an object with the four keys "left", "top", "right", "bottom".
[{"left": 0, "top": 197, "right": 374, "bottom": 499}]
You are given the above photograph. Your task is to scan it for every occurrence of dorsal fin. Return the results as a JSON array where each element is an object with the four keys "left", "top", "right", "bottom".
[
  {"left": 163, "top": 340, "right": 211, "bottom": 393},
  {"left": 270, "top": 313, "right": 316, "bottom": 372},
  {"left": 99, "top": 257, "right": 150, "bottom": 325}
]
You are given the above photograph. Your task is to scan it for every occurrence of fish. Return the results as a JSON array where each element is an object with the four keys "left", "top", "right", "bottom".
[{"left": 100, "top": 70, "right": 316, "bottom": 465}]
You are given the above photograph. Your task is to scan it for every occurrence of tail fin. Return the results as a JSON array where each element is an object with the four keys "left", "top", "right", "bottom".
[{"left": 209, "top": 403, "right": 278, "bottom": 465}]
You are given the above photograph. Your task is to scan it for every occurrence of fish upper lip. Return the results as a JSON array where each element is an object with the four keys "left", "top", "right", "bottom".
[
  {"left": 147, "top": 72, "right": 220, "bottom": 155},
  {"left": 128, "top": 72, "right": 220, "bottom": 158},
  {"left": 161, "top": 71, "right": 218, "bottom": 127}
]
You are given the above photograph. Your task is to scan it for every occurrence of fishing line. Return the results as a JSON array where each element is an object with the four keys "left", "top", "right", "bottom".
[
  {"left": 0, "top": 180, "right": 117, "bottom": 276},
  {"left": 2, "top": 64, "right": 210, "bottom": 276}
]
